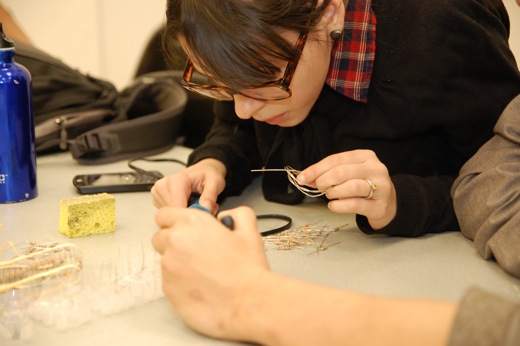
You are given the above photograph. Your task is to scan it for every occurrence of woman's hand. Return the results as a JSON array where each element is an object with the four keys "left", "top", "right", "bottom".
[
  {"left": 152, "top": 206, "right": 269, "bottom": 339},
  {"left": 297, "top": 150, "right": 397, "bottom": 230},
  {"left": 151, "top": 158, "right": 226, "bottom": 212}
]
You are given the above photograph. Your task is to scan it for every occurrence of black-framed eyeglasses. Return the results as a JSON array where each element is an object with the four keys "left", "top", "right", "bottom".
[{"left": 180, "top": 15, "right": 313, "bottom": 101}]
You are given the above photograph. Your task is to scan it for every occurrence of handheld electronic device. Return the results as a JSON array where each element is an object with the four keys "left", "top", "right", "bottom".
[{"left": 73, "top": 171, "right": 163, "bottom": 194}]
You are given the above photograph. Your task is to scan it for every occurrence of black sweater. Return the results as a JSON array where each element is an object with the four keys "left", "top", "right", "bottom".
[{"left": 188, "top": 0, "right": 520, "bottom": 237}]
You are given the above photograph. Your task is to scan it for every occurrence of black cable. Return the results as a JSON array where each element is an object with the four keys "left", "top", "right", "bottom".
[
  {"left": 256, "top": 214, "right": 293, "bottom": 236},
  {"left": 127, "top": 157, "right": 187, "bottom": 179}
]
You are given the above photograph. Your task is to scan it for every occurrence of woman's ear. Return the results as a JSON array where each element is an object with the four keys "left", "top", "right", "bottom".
[{"left": 318, "top": 0, "right": 345, "bottom": 40}]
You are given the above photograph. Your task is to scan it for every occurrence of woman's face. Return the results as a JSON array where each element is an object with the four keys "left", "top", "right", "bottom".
[
  {"left": 183, "top": 0, "right": 344, "bottom": 127},
  {"left": 232, "top": 29, "right": 332, "bottom": 127}
]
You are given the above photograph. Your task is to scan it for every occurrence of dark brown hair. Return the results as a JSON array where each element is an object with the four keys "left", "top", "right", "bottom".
[{"left": 163, "top": 0, "right": 329, "bottom": 90}]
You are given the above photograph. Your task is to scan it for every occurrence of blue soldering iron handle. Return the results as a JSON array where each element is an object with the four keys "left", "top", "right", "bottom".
[
  {"left": 188, "top": 194, "right": 234, "bottom": 230},
  {"left": 188, "top": 194, "right": 212, "bottom": 213}
]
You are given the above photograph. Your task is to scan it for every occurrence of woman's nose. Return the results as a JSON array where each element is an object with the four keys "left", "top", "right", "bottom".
[{"left": 233, "top": 94, "right": 266, "bottom": 119}]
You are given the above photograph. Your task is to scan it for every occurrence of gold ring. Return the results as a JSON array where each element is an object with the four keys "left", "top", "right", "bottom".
[{"left": 365, "top": 178, "right": 377, "bottom": 199}]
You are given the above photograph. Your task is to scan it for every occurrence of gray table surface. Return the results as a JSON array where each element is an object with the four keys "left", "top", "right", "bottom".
[{"left": 1, "top": 146, "right": 519, "bottom": 345}]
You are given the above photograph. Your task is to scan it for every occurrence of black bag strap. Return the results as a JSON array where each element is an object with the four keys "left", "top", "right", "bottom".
[
  {"left": 15, "top": 41, "right": 121, "bottom": 125},
  {"left": 15, "top": 41, "right": 188, "bottom": 164},
  {"left": 69, "top": 75, "right": 187, "bottom": 165}
]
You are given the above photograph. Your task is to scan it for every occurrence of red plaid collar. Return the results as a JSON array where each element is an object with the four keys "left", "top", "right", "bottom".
[{"left": 326, "top": 0, "right": 376, "bottom": 103}]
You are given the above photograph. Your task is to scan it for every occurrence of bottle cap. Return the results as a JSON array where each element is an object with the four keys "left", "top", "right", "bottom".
[{"left": 0, "top": 22, "right": 15, "bottom": 49}]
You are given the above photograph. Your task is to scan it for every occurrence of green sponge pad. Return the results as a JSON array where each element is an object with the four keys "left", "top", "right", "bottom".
[{"left": 59, "top": 193, "right": 116, "bottom": 238}]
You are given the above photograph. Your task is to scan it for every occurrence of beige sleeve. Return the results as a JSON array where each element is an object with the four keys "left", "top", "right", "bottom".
[
  {"left": 448, "top": 287, "right": 520, "bottom": 346},
  {"left": 451, "top": 95, "right": 520, "bottom": 278}
]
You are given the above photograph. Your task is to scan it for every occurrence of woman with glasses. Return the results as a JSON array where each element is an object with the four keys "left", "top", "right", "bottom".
[
  {"left": 152, "top": 0, "right": 520, "bottom": 237},
  {"left": 151, "top": 0, "right": 520, "bottom": 344}
]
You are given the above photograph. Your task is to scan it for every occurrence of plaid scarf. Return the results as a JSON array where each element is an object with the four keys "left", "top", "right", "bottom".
[{"left": 326, "top": 0, "right": 376, "bottom": 103}]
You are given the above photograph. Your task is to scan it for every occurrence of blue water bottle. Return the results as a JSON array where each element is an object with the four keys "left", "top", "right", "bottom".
[{"left": 0, "top": 22, "right": 38, "bottom": 203}]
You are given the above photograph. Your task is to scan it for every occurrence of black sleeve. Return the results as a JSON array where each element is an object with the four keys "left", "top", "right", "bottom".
[
  {"left": 357, "top": 175, "right": 457, "bottom": 237},
  {"left": 359, "top": 0, "right": 520, "bottom": 236},
  {"left": 187, "top": 101, "right": 262, "bottom": 197}
]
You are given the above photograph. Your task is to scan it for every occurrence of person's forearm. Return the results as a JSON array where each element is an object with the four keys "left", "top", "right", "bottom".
[
  {"left": 364, "top": 294, "right": 457, "bottom": 346},
  {"left": 229, "top": 271, "right": 457, "bottom": 346}
]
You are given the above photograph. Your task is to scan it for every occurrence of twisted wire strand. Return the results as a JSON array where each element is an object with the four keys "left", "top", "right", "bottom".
[
  {"left": 0, "top": 243, "right": 82, "bottom": 293},
  {"left": 251, "top": 166, "right": 326, "bottom": 198}
]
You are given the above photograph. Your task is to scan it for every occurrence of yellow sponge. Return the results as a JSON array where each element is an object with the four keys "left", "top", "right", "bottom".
[{"left": 59, "top": 193, "right": 116, "bottom": 238}]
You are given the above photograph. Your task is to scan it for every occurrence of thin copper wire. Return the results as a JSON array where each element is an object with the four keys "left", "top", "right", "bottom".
[
  {"left": 251, "top": 166, "right": 327, "bottom": 197},
  {"left": 262, "top": 223, "right": 341, "bottom": 252}
]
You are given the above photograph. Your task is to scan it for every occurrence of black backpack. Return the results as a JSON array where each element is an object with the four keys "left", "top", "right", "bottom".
[{"left": 15, "top": 41, "right": 188, "bottom": 165}]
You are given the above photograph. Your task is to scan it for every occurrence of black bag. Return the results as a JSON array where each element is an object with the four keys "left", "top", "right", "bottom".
[{"left": 15, "top": 42, "right": 187, "bottom": 165}]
